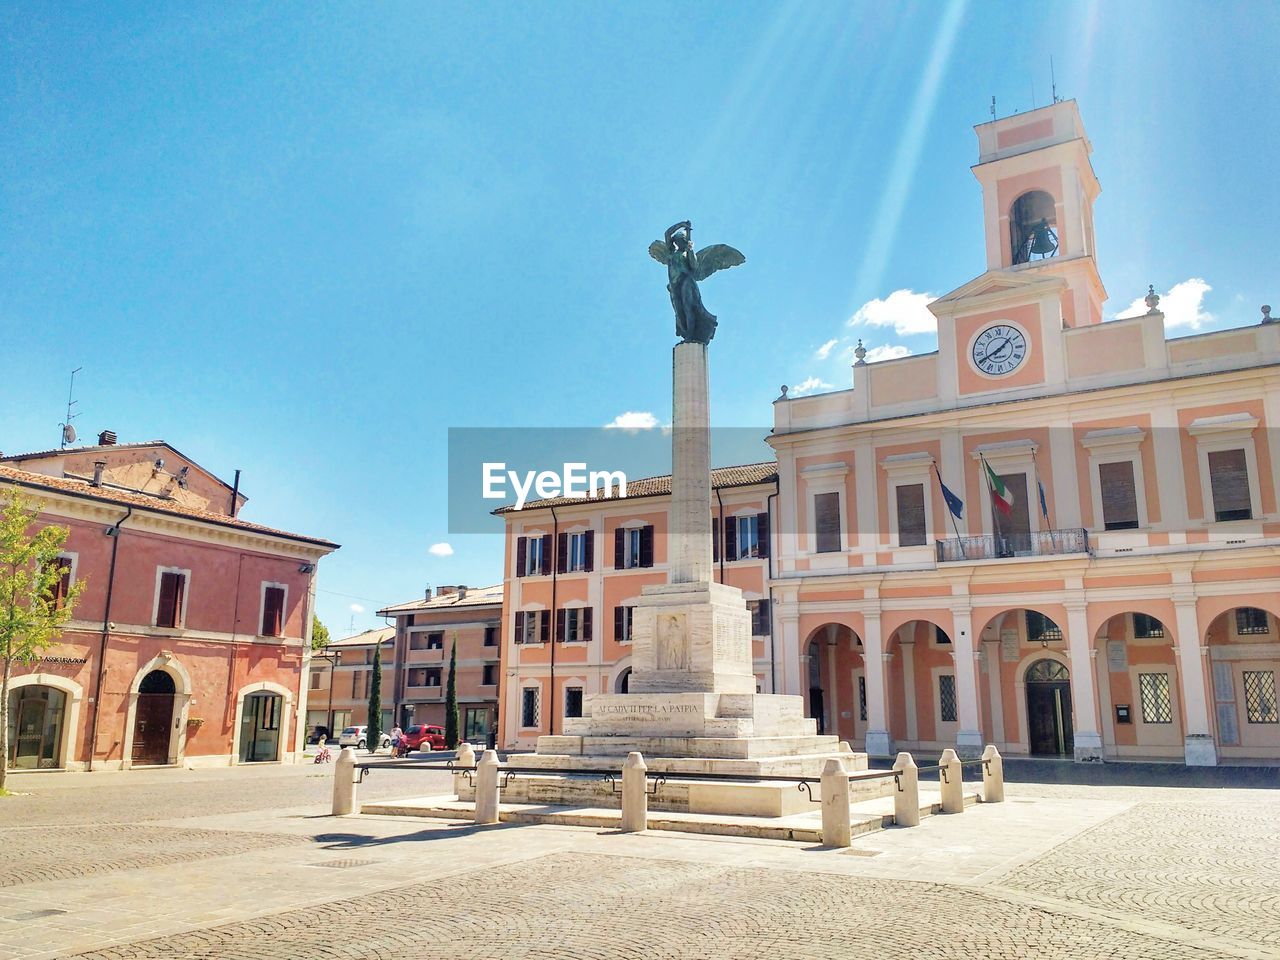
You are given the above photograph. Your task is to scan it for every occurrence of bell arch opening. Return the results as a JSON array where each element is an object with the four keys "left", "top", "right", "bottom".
[{"left": 1010, "top": 190, "right": 1059, "bottom": 264}]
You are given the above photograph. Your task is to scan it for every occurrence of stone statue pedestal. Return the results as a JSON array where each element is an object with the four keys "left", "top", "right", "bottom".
[{"left": 628, "top": 581, "right": 756, "bottom": 695}]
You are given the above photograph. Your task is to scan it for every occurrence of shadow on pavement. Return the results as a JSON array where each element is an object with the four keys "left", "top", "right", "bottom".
[{"left": 870, "top": 754, "right": 1280, "bottom": 789}]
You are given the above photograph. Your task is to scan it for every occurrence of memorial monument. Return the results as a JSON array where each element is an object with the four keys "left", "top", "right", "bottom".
[{"left": 481, "top": 222, "right": 865, "bottom": 816}]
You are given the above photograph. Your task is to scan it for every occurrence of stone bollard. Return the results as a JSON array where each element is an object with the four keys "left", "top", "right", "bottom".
[
  {"left": 892, "top": 752, "right": 920, "bottom": 827},
  {"left": 939, "top": 748, "right": 964, "bottom": 814},
  {"left": 453, "top": 742, "right": 476, "bottom": 798},
  {"left": 620, "top": 752, "right": 649, "bottom": 833},
  {"left": 981, "top": 744, "right": 1005, "bottom": 803},
  {"left": 820, "top": 756, "right": 852, "bottom": 848},
  {"left": 473, "top": 749, "right": 501, "bottom": 825},
  {"left": 331, "top": 747, "right": 358, "bottom": 815}
]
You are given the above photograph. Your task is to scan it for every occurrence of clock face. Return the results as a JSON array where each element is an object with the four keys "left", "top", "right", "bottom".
[{"left": 971, "top": 324, "right": 1028, "bottom": 376}]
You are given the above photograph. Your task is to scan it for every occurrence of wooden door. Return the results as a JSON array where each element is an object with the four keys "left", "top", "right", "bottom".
[{"left": 1027, "top": 682, "right": 1073, "bottom": 756}]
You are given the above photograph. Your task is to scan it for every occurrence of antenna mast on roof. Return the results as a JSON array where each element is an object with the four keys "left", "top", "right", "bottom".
[
  {"left": 1051, "top": 56, "right": 1061, "bottom": 103},
  {"left": 59, "top": 367, "right": 83, "bottom": 448},
  {"left": 990, "top": 96, "right": 997, "bottom": 121}
]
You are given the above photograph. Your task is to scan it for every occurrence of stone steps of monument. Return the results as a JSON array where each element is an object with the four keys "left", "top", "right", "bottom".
[
  {"left": 504, "top": 751, "right": 868, "bottom": 777},
  {"left": 359, "top": 788, "right": 983, "bottom": 841},
  {"left": 558, "top": 734, "right": 847, "bottom": 760}
]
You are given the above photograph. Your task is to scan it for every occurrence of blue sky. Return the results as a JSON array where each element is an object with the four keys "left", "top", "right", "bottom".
[{"left": 3, "top": 2, "right": 1277, "bottom": 636}]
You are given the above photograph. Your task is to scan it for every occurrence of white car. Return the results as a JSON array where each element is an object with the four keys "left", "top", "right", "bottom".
[{"left": 337, "top": 725, "right": 392, "bottom": 751}]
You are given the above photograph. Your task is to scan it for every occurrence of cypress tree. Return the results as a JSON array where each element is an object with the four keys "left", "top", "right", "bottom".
[
  {"left": 445, "top": 638, "right": 460, "bottom": 748},
  {"left": 367, "top": 639, "right": 382, "bottom": 752}
]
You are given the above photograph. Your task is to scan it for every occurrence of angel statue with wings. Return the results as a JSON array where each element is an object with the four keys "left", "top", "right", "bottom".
[{"left": 648, "top": 221, "right": 746, "bottom": 344}]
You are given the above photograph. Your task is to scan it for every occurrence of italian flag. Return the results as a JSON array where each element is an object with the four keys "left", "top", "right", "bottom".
[{"left": 983, "top": 458, "right": 1014, "bottom": 516}]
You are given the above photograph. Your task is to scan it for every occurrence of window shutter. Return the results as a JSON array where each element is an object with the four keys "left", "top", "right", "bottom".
[
  {"left": 582, "top": 606, "right": 593, "bottom": 641},
  {"left": 640, "top": 525, "right": 654, "bottom": 567},
  {"left": 539, "top": 610, "right": 550, "bottom": 644},
  {"left": 814, "top": 493, "right": 841, "bottom": 553},
  {"left": 614, "top": 528, "right": 625, "bottom": 568},
  {"left": 172, "top": 574, "right": 185, "bottom": 626},
  {"left": 557, "top": 532, "right": 568, "bottom": 574},
  {"left": 556, "top": 608, "right": 566, "bottom": 642},
  {"left": 539, "top": 534, "right": 552, "bottom": 574},
  {"left": 724, "top": 516, "right": 738, "bottom": 561},
  {"left": 516, "top": 537, "right": 527, "bottom": 577},
  {"left": 262, "top": 587, "right": 284, "bottom": 636},
  {"left": 895, "top": 483, "right": 927, "bottom": 546},
  {"left": 1208, "top": 448, "right": 1252, "bottom": 521},
  {"left": 757, "top": 512, "right": 770, "bottom": 558},
  {"left": 712, "top": 517, "right": 720, "bottom": 562},
  {"left": 1099, "top": 460, "right": 1139, "bottom": 530},
  {"left": 584, "top": 529, "right": 594, "bottom": 572},
  {"left": 514, "top": 611, "right": 525, "bottom": 644},
  {"left": 758, "top": 598, "right": 771, "bottom": 634},
  {"left": 614, "top": 605, "right": 624, "bottom": 642},
  {"left": 157, "top": 572, "right": 180, "bottom": 627}
]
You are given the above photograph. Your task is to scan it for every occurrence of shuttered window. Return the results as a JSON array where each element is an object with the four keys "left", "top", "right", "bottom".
[
  {"left": 614, "top": 605, "right": 635, "bottom": 643},
  {"left": 895, "top": 483, "right": 927, "bottom": 546},
  {"left": 749, "top": 599, "right": 771, "bottom": 636},
  {"left": 156, "top": 571, "right": 186, "bottom": 628},
  {"left": 565, "top": 687, "right": 584, "bottom": 719},
  {"left": 1099, "top": 460, "right": 1140, "bottom": 530},
  {"left": 1208, "top": 448, "right": 1252, "bottom": 521},
  {"left": 261, "top": 585, "right": 286, "bottom": 637},
  {"left": 814, "top": 492, "right": 841, "bottom": 553},
  {"left": 614, "top": 526, "right": 653, "bottom": 569},
  {"left": 47, "top": 557, "right": 73, "bottom": 610}
]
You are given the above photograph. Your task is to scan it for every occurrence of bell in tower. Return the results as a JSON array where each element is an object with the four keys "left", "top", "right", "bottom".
[{"left": 1010, "top": 192, "right": 1059, "bottom": 264}]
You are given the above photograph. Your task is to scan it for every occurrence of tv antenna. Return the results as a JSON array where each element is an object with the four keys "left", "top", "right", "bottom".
[
  {"left": 59, "top": 367, "right": 83, "bottom": 448},
  {"left": 1051, "top": 56, "right": 1061, "bottom": 103},
  {"left": 990, "top": 95, "right": 997, "bottom": 121}
]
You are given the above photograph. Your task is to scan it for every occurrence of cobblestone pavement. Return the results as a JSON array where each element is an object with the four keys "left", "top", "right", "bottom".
[
  {"left": 0, "top": 824, "right": 308, "bottom": 889},
  {"left": 1, "top": 763, "right": 1277, "bottom": 960},
  {"left": 65, "top": 852, "right": 1244, "bottom": 960},
  {"left": 999, "top": 798, "right": 1280, "bottom": 947}
]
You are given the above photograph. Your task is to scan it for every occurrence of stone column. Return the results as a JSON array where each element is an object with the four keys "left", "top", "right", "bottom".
[
  {"left": 820, "top": 756, "right": 851, "bottom": 847},
  {"left": 669, "top": 342, "right": 713, "bottom": 585},
  {"left": 861, "top": 611, "right": 892, "bottom": 757},
  {"left": 1064, "top": 600, "right": 1104, "bottom": 761},
  {"left": 332, "top": 747, "right": 358, "bottom": 815},
  {"left": 952, "top": 606, "right": 983, "bottom": 757},
  {"left": 474, "top": 749, "right": 501, "bottom": 825},
  {"left": 899, "top": 638, "right": 918, "bottom": 743},
  {"left": 983, "top": 639, "right": 1005, "bottom": 744},
  {"left": 620, "top": 752, "right": 649, "bottom": 833},
  {"left": 1174, "top": 596, "right": 1218, "bottom": 766}
]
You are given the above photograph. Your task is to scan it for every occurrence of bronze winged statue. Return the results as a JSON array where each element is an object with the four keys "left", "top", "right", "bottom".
[{"left": 648, "top": 221, "right": 745, "bottom": 344}]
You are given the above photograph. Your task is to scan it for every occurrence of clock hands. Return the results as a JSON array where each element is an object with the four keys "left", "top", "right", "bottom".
[{"left": 975, "top": 335, "right": 1014, "bottom": 366}]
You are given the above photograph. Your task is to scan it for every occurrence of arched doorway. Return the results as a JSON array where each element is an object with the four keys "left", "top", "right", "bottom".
[
  {"left": 238, "top": 692, "right": 283, "bottom": 763},
  {"left": 6, "top": 684, "right": 68, "bottom": 769},
  {"left": 1205, "top": 605, "right": 1280, "bottom": 760},
  {"left": 1025, "top": 659, "right": 1072, "bottom": 756},
  {"left": 132, "top": 670, "right": 176, "bottom": 765},
  {"left": 806, "top": 638, "right": 826, "bottom": 734},
  {"left": 615, "top": 668, "right": 631, "bottom": 694}
]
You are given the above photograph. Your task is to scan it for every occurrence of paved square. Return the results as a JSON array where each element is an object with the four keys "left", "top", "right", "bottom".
[{"left": 0, "top": 763, "right": 1276, "bottom": 959}]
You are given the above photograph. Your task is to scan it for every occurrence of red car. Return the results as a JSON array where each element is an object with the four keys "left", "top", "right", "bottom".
[{"left": 400, "top": 724, "right": 447, "bottom": 754}]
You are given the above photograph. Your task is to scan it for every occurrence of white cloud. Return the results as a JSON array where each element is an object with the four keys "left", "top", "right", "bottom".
[
  {"left": 790, "top": 376, "right": 833, "bottom": 397},
  {"left": 848, "top": 289, "right": 937, "bottom": 336},
  {"left": 814, "top": 338, "right": 839, "bottom": 360},
  {"left": 349, "top": 603, "right": 365, "bottom": 614},
  {"left": 428, "top": 542, "right": 454, "bottom": 557},
  {"left": 604, "top": 411, "right": 659, "bottom": 431},
  {"left": 1116, "top": 278, "right": 1213, "bottom": 329},
  {"left": 863, "top": 344, "right": 912, "bottom": 363}
]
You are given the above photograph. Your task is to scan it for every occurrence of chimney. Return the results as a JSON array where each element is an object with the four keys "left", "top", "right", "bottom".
[
  {"left": 435, "top": 585, "right": 457, "bottom": 598},
  {"left": 91, "top": 460, "right": 106, "bottom": 487},
  {"left": 457, "top": 585, "right": 467, "bottom": 600},
  {"left": 97, "top": 430, "right": 117, "bottom": 446},
  {"left": 424, "top": 585, "right": 432, "bottom": 601}
]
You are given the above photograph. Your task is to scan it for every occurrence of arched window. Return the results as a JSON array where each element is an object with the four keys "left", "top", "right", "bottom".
[
  {"left": 1026, "top": 659, "right": 1069, "bottom": 682},
  {"left": 1010, "top": 190, "right": 1058, "bottom": 264}
]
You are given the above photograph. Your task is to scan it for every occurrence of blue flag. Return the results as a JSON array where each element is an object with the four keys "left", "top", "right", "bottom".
[
  {"left": 1038, "top": 478, "right": 1050, "bottom": 522},
  {"left": 940, "top": 479, "right": 964, "bottom": 520}
]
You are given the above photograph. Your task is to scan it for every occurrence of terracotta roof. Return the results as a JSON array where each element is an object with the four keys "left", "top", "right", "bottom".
[
  {"left": 378, "top": 583, "right": 503, "bottom": 616},
  {"left": 492, "top": 461, "right": 778, "bottom": 514},
  {"left": 0, "top": 463, "right": 338, "bottom": 549},
  {"left": 325, "top": 626, "right": 395, "bottom": 649},
  {"left": 1, "top": 440, "right": 241, "bottom": 494}
]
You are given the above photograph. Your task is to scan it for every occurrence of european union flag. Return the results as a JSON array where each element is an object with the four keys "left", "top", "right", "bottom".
[{"left": 940, "top": 480, "right": 964, "bottom": 520}]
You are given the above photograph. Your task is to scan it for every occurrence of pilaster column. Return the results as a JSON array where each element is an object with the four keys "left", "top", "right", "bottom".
[
  {"left": 898, "top": 639, "right": 918, "bottom": 743},
  {"left": 1173, "top": 596, "right": 1218, "bottom": 766},
  {"left": 983, "top": 639, "right": 1005, "bottom": 744},
  {"left": 861, "top": 611, "right": 892, "bottom": 757},
  {"left": 1064, "top": 599, "right": 1104, "bottom": 761},
  {"left": 951, "top": 605, "right": 982, "bottom": 757},
  {"left": 777, "top": 598, "right": 802, "bottom": 697}
]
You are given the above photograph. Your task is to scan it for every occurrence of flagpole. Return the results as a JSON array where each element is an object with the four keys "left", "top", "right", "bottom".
[
  {"left": 1032, "top": 448, "right": 1058, "bottom": 554},
  {"left": 980, "top": 454, "right": 1004, "bottom": 557}
]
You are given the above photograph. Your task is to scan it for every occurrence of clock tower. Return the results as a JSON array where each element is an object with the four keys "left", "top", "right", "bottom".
[{"left": 929, "top": 100, "right": 1108, "bottom": 402}]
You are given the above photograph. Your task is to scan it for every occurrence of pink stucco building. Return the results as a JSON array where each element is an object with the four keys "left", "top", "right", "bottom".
[
  {"left": 2, "top": 437, "right": 337, "bottom": 771},
  {"left": 499, "top": 100, "right": 1280, "bottom": 766}
]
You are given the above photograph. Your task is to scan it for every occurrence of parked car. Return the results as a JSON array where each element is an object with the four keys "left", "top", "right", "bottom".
[
  {"left": 401, "top": 724, "right": 448, "bottom": 753},
  {"left": 338, "top": 725, "right": 392, "bottom": 750}
]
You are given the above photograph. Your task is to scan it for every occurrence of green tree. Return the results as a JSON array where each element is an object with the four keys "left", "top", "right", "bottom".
[
  {"left": 366, "top": 639, "right": 382, "bottom": 753},
  {"left": 310, "top": 615, "right": 330, "bottom": 652},
  {"left": 444, "top": 636, "right": 460, "bottom": 749},
  {"left": 0, "top": 495, "right": 84, "bottom": 792}
]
